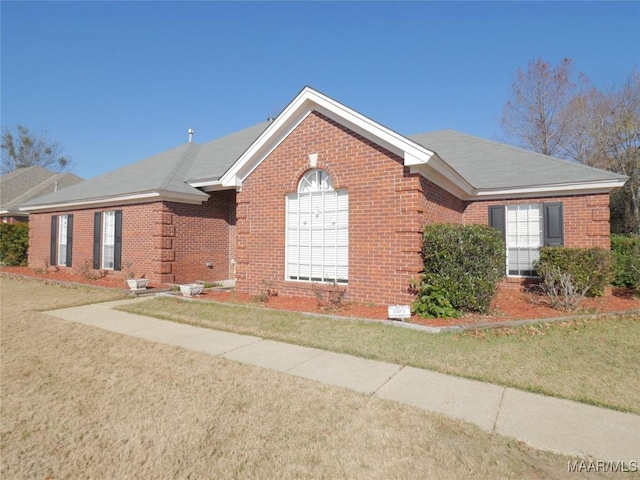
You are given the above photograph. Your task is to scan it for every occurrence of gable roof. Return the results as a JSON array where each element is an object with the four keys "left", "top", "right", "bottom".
[
  {"left": 1, "top": 166, "right": 83, "bottom": 216},
  {"left": 208, "top": 87, "right": 627, "bottom": 200},
  {"left": 210, "top": 86, "right": 439, "bottom": 190},
  {"left": 20, "top": 87, "right": 628, "bottom": 212}
]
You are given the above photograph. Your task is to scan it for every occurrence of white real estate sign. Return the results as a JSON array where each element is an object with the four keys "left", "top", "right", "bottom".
[{"left": 388, "top": 305, "right": 411, "bottom": 320}]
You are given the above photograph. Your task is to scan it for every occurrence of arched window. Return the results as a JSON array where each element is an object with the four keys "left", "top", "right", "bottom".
[
  {"left": 298, "top": 169, "right": 334, "bottom": 192},
  {"left": 286, "top": 169, "right": 348, "bottom": 283}
]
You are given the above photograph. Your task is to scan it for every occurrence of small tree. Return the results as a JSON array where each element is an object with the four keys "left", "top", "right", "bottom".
[
  {"left": 502, "top": 60, "right": 639, "bottom": 234},
  {"left": 1, "top": 125, "right": 73, "bottom": 173},
  {"left": 562, "top": 73, "right": 640, "bottom": 233}
]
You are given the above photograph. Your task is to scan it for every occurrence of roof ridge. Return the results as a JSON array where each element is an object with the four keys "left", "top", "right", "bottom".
[
  {"left": 1, "top": 165, "right": 48, "bottom": 183},
  {"left": 5, "top": 175, "right": 61, "bottom": 207}
]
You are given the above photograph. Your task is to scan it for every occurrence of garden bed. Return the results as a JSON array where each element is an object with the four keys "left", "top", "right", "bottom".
[
  {"left": 0, "top": 266, "right": 163, "bottom": 291},
  {"left": 2, "top": 266, "right": 638, "bottom": 326}
]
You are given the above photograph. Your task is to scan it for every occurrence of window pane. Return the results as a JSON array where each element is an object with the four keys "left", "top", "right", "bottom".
[
  {"left": 103, "top": 245, "right": 115, "bottom": 270},
  {"left": 298, "top": 169, "right": 334, "bottom": 193},
  {"left": 58, "top": 215, "right": 67, "bottom": 266}
]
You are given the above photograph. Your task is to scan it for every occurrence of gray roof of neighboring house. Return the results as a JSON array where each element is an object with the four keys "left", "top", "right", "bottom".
[
  {"left": 409, "top": 130, "right": 627, "bottom": 189},
  {"left": 1, "top": 166, "right": 83, "bottom": 214},
  {"left": 21, "top": 122, "right": 270, "bottom": 207}
]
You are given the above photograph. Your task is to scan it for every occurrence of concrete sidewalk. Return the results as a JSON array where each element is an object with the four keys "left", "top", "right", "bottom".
[{"left": 46, "top": 298, "right": 639, "bottom": 463}]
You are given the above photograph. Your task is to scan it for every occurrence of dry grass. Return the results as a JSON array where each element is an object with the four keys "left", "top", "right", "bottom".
[
  {"left": 119, "top": 295, "right": 640, "bottom": 414},
  {"left": 0, "top": 277, "right": 617, "bottom": 479}
]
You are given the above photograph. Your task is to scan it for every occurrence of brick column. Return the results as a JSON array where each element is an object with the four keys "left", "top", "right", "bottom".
[
  {"left": 394, "top": 176, "right": 427, "bottom": 293},
  {"left": 154, "top": 204, "right": 176, "bottom": 283},
  {"left": 234, "top": 191, "right": 251, "bottom": 287},
  {"left": 586, "top": 195, "right": 611, "bottom": 248}
]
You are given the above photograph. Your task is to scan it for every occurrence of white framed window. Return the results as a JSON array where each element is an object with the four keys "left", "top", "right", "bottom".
[
  {"left": 102, "top": 211, "right": 116, "bottom": 269},
  {"left": 57, "top": 215, "right": 68, "bottom": 266},
  {"left": 506, "top": 204, "right": 542, "bottom": 276},
  {"left": 286, "top": 169, "right": 348, "bottom": 284},
  {"left": 490, "top": 202, "right": 564, "bottom": 277}
]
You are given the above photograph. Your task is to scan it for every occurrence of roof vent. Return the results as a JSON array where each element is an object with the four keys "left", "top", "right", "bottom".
[{"left": 188, "top": 128, "right": 194, "bottom": 143}]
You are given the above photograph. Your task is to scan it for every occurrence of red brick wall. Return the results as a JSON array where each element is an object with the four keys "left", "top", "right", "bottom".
[
  {"left": 167, "top": 190, "right": 235, "bottom": 283},
  {"left": 463, "top": 194, "right": 611, "bottom": 248},
  {"left": 28, "top": 203, "right": 162, "bottom": 282},
  {"left": 234, "top": 111, "right": 465, "bottom": 305},
  {"left": 27, "top": 193, "right": 234, "bottom": 284}
]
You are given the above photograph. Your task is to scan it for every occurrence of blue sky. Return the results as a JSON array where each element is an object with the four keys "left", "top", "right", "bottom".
[{"left": 2, "top": 1, "right": 639, "bottom": 179}]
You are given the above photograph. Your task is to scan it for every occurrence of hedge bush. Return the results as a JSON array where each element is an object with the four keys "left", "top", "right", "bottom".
[
  {"left": 0, "top": 222, "right": 29, "bottom": 266},
  {"left": 611, "top": 234, "right": 640, "bottom": 289},
  {"left": 536, "top": 247, "right": 614, "bottom": 297},
  {"left": 413, "top": 224, "right": 505, "bottom": 316}
]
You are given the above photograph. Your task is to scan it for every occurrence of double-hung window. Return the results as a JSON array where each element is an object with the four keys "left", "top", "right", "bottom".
[
  {"left": 489, "top": 203, "right": 563, "bottom": 276},
  {"left": 286, "top": 169, "right": 348, "bottom": 283},
  {"left": 50, "top": 214, "right": 73, "bottom": 267},
  {"left": 102, "top": 211, "right": 116, "bottom": 269},
  {"left": 506, "top": 204, "right": 542, "bottom": 276},
  {"left": 58, "top": 215, "right": 69, "bottom": 266},
  {"left": 93, "top": 210, "right": 122, "bottom": 270}
]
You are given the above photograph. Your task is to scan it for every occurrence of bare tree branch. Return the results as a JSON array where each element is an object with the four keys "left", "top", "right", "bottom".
[
  {"left": 1, "top": 125, "right": 74, "bottom": 174},
  {"left": 501, "top": 58, "right": 585, "bottom": 156}
]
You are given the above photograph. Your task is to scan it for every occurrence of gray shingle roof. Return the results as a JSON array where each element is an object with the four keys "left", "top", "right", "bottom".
[
  {"left": 20, "top": 122, "right": 270, "bottom": 208},
  {"left": 186, "top": 121, "right": 271, "bottom": 182},
  {"left": 20, "top": 143, "right": 205, "bottom": 207},
  {"left": 20, "top": 121, "right": 626, "bottom": 210},
  {"left": 1, "top": 166, "right": 83, "bottom": 214},
  {"left": 409, "top": 130, "right": 627, "bottom": 189}
]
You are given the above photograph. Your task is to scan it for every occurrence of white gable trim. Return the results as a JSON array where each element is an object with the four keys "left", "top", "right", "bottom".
[
  {"left": 200, "top": 87, "right": 627, "bottom": 201},
  {"left": 217, "top": 87, "right": 439, "bottom": 188}
]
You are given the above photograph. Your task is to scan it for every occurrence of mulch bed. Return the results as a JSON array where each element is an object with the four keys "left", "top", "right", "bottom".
[{"left": 2, "top": 266, "right": 638, "bottom": 327}]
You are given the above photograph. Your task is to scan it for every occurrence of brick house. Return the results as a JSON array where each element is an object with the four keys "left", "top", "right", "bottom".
[{"left": 21, "top": 87, "right": 628, "bottom": 305}]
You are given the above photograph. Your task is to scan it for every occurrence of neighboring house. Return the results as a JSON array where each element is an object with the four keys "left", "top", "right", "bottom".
[
  {"left": 0, "top": 166, "right": 83, "bottom": 223},
  {"left": 20, "top": 87, "right": 628, "bottom": 305}
]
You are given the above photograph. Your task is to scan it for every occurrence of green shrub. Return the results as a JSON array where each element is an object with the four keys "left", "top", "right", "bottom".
[
  {"left": 0, "top": 222, "right": 29, "bottom": 266},
  {"left": 413, "top": 224, "right": 505, "bottom": 316},
  {"left": 410, "top": 282, "right": 459, "bottom": 318},
  {"left": 611, "top": 234, "right": 640, "bottom": 289},
  {"left": 536, "top": 247, "right": 614, "bottom": 297}
]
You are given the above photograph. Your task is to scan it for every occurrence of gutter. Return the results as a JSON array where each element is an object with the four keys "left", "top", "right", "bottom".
[{"left": 20, "top": 189, "right": 209, "bottom": 213}]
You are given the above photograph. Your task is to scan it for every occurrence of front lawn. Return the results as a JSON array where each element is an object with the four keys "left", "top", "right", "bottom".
[
  {"left": 120, "top": 296, "right": 640, "bottom": 414},
  {"left": 2, "top": 277, "right": 595, "bottom": 479}
]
